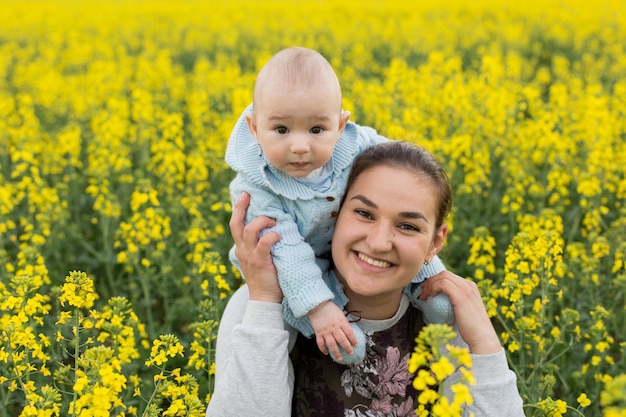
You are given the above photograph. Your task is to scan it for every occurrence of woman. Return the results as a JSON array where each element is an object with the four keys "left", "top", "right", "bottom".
[{"left": 206, "top": 141, "right": 524, "bottom": 417}]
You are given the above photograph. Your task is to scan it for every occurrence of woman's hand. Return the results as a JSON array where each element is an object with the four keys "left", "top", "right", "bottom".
[
  {"left": 419, "top": 271, "right": 502, "bottom": 354},
  {"left": 230, "top": 192, "right": 283, "bottom": 303}
]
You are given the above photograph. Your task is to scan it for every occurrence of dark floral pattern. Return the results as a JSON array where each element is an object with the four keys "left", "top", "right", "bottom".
[
  {"left": 291, "top": 305, "right": 426, "bottom": 417},
  {"left": 340, "top": 344, "right": 415, "bottom": 417}
]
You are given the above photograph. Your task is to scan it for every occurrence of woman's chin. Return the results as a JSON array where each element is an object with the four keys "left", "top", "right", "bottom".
[{"left": 342, "top": 279, "right": 383, "bottom": 298}]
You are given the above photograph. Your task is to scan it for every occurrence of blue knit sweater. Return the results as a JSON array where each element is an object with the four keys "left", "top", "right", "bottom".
[{"left": 226, "top": 104, "right": 445, "bottom": 334}]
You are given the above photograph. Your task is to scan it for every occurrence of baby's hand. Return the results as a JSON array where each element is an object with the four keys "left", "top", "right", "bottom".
[{"left": 308, "top": 301, "right": 358, "bottom": 361}]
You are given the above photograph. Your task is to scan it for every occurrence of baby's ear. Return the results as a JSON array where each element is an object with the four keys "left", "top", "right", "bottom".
[
  {"left": 245, "top": 111, "right": 258, "bottom": 138},
  {"left": 338, "top": 110, "right": 351, "bottom": 133}
]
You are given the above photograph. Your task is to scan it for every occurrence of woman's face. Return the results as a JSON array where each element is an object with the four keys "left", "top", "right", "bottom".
[{"left": 331, "top": 165, "right": 447, "bottom": 308}]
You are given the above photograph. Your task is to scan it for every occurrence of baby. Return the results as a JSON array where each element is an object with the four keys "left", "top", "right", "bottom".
[{"left": 226, "top": 47, "right": 453, "bottom": 364}]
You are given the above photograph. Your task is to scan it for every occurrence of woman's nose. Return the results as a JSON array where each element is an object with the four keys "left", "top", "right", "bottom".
[{"left": 366, "top": 223, "right": 393, "bottom": 252}]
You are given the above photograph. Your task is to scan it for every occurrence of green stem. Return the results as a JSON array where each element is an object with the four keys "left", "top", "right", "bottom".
[
  {"left": 207, "top": 336, "right": 214, "bottom": 395},
  {"left": 72, "top": 309, "right": 80, "bottom": 417},
  {"left": 522, "top": 403, "right": 587, "bottom": 416},
  {"left": 495, "top": 310, "right": 524, "bottom": 382},
  {"left": 140, "top": 273, "right": 154, "bottom": 337},
  {"left": 525, "top": 273, "right": 549, "bottom": 389},
  {"left": 66, "top": 218, "right": 115, "bottom": 301},
  {"left": 142, "top": 372, "right": 163, "bottom": 416},
  {"left": 566, "top": 406, "right": 587, "bottom": 417},
  {"left": 0, "top": 376, "right": 9, "bottom": 417},
  {"left": 100, "top": 216, "right": 116, "bottom": 300}
]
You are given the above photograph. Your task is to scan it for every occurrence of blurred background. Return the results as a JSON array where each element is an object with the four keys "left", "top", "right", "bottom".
[{"left": 0, "top": 0, "right": 624, "bottom": 415}]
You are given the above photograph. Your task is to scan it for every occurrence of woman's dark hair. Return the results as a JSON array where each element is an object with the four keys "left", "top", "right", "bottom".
[{"left": 343, "top": 141, "right": 452, "bottom": 229}]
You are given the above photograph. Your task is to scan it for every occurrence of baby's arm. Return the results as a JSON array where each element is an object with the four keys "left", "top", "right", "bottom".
[
  {"left": 230, "top": 178, "right": 359, "bottom": 357},
  {"left": 307, "top": 300, "right": 358, "bottom": 361},
  {"left": 271, "top": 242, "right": 362, "bottom": 361}
]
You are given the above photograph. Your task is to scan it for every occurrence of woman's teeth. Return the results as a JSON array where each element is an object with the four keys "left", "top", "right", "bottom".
[{"left": 357, "top": 252, "right": 391, "bottom": 268}]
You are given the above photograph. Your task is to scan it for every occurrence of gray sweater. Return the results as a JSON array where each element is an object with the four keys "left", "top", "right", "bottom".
[{"left": 206, "top": 286, "right": 525, "bottom": 417}]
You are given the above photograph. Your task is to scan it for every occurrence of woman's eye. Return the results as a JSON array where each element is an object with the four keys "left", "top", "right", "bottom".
[
  {"left": 354, "top": 208, "right": 373, "bottom": 219},
  {"left": 275, "top": 126, "right": 288, "bottom": 134},
  {"left": 399, "top": 223, "right": 420, "bottom": 232},
  {"left": 310, "top": 126, "right": 324, "bottom": 134}
]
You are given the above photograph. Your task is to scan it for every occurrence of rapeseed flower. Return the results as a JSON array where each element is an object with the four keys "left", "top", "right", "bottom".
[
  {"left": 467, "top": 226, "right": 497, "bottom": 279},
  {"left": 577, "top": 393, "right": 591, "bottom": 408},
  {"left": 409, "top": 325, "right": 474, "bottom": 416},
  {"left": 1, "top": 0, "right": 624, "bottom": 415},
  {"left": 59, "top": 271, "right": 98, "bottom": 309},
  {"left": 537, "top": 397, "right": 568, "bottom": 416},
  {"left": 601, "top": 375, "right": 626, "bottom": 416},
  {"left": 146, "top": 335, "right": 184, "bottom": 367}
]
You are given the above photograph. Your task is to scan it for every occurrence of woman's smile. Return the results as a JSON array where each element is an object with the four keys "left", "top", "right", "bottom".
[
  {"left": 355, "top": 251, "right": 393, "bottom": 269},
  {"left": 331, "top": 164, "right": 446, "bottom": 316}
]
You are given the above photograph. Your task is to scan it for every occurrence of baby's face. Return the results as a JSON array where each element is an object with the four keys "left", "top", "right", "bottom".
[{"left": 247, "top": 77, "right": 349, "bottom": 178}]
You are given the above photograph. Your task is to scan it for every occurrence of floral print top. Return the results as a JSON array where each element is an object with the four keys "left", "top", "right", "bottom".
[{"left": 290, "top": 305, "right": 428, "bottom": 417}]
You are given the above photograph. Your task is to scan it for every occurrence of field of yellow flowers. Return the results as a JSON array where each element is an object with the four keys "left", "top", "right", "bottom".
[{"left": 1, "top": 0, "right": 625, "bottom": 415}]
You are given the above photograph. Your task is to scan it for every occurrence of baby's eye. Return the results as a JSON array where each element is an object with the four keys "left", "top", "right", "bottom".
[
  {"left": 275, "top": 126, "right": 288, "bottom": 134},
  {"left": 310, "top": 126, "right": 324, "bottom": 134}
]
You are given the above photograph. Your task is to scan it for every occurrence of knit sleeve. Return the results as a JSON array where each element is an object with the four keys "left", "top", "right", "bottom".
[
  {"left": 270, "top": 223, "right": 335, "bottom": 319},
  {"left": 229, "top": 176, "right": 334, "bottom": 319},
  {"left": 357, "top": 124, "right": 389, "bottom": 148}
]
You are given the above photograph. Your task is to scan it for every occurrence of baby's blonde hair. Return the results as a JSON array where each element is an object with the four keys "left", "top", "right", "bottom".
[{"left": 254, "top": 47, "right": 342, "bottom": 109}]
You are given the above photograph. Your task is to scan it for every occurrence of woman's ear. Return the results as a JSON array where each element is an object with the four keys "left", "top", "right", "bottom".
[
  {"left": 428, "top": 223, "right": 448, "bottom": 260},
  {"left": 246, "top": 111, "right": 258, "bottom": 139}
]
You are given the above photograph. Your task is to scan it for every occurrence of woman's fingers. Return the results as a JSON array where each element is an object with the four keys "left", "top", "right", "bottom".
[
  {"left": 230, "top": 192, "right": 278, "bottom": 251},
  {"left": 229, "top": 192, "right": 250, "bottom": 243},
  {"left": 420, "top": 271, "right": 501, "bottom": 354},
  {"left": 243, "top": 216, "right": 278, "bottom": 249},
  {"left": 229, "top": 193, "right": 283, "bottom": 303},
  {"left": 257, "top": 229, "right": 281, "bottom": 252}
]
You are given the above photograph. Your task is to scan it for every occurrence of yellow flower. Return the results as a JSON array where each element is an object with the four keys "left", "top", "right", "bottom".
[
  {"left": 432, "top": 356, "right": 455, "bottom": 381},
  {"left": 146, "top": 335, "right": 185, "bottom": 367},
  {"left": 577, "top": 393, "right": 591, "bottom": 408},
  {"left": 555, "top": 399, "right": 567, "bottom": 413},
  {"left": 416, "top": 405, "right": 429, "bottom": 417},
  {"left": 55, "top": 311, "right": 72, "bottom": 325},
  {"left": 451, "top": 383, "right": 474, "bottom": 407},
  {"left": 58, "top": 271, "right": 98, "bottom": 309},
  {"left": 413, "top": 369, "right": 437, "bottom": 391},
  {"left": 417, "top": 388, "right": 439, "bottom": 405}
]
